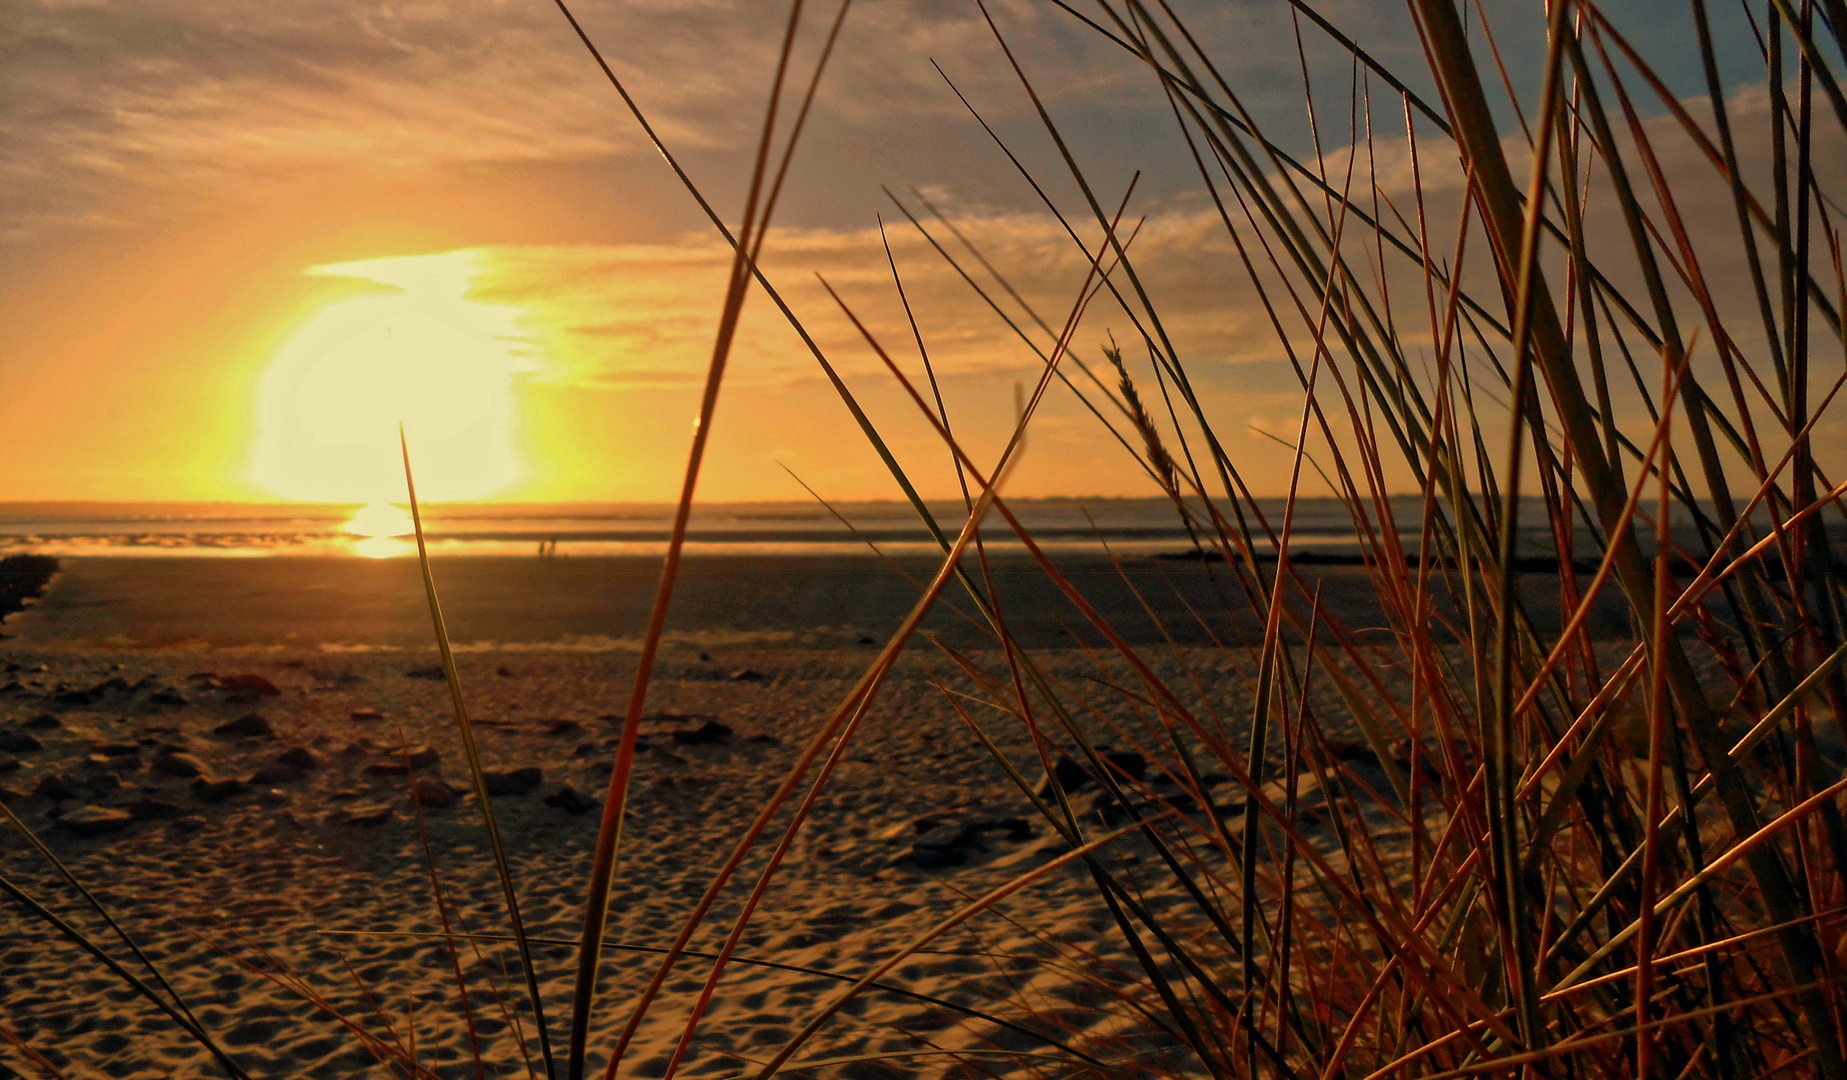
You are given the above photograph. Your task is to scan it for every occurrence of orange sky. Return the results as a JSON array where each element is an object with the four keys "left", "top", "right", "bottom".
[{"left": 0, "top": 0, "right": 1820, "bottom": 506}]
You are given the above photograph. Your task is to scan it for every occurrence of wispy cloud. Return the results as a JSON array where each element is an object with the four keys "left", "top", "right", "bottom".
[{"left": 0, "top": 0, "right": 1433, "bottom": 240}]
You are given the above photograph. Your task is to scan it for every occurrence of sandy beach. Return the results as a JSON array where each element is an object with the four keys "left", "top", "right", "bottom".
[
  {"left": 0, "top": 553, "right": 1770, "bottom": 1078},
  {"left": 3, "top": 550, "right": 1310, "bottom": 1080}
]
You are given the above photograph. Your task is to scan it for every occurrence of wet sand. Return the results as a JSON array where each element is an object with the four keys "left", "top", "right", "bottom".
[{"left": 7, "top": 552, "right": 1647, "bottom": 654}]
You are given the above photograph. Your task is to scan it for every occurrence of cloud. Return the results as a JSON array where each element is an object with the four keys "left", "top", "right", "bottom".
[
  {"left": 0, "top": 0, "right": 1435, "bottom": 241},
  {"left": 455, "top": 195, "right": 1311, "bottom": 396}
]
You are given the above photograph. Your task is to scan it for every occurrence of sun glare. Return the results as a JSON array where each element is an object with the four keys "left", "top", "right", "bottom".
[
  {"left": 343, "top": 501, "right": 415, "bottom": 558},
  {"left": 248, "top": 251, "right": 533, "bottom": 508}
]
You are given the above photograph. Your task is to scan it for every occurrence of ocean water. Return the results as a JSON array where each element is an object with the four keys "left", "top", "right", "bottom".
[
  {"left": 0, "top": 497, "right": 1395, "bottom": 559},
  {"left": 0, "top": 499, "right": 1811, "bottom": 650}
]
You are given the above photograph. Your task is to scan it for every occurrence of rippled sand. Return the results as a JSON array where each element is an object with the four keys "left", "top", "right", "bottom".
[{"left": 0, "top": 642, "right": 1251, "bottom": 1078}]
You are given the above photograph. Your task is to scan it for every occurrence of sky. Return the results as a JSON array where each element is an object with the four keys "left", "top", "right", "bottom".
[{"left": 0, "top": 0, "right": 1832, "bottom": 505}]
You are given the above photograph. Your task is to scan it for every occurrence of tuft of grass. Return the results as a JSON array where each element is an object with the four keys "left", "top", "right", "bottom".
[{"left": 6, "top": 1, "right": 1847, "bottom": 1078}]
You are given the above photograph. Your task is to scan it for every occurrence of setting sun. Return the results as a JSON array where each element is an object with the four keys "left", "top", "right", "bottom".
[{"left": 247, "top": 251, "right": 532, "bottom": 504}]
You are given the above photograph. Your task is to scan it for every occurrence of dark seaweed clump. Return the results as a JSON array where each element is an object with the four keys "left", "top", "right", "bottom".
[{"left": 0, "top": 554, "right": 57, "bottom": 623}]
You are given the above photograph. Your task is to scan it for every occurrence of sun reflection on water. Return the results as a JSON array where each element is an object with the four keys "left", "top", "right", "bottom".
[{"left": 345, "top": 502, "right": 413, "bottom": 558}]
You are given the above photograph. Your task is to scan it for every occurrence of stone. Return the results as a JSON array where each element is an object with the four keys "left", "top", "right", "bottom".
[
  {"left": 336, "top": 804, "right": 392, "bottom": 826},
  {"left": 403, "top": 745, "right": 439, "bottom": 768},
  {"left": 151, "top": 752, "right": 209, "bottom": 778},
  {"left": 349, "top": 709, "right": 384, "bottom": 721},
  {"left": 215, "top": 674, "right": 281, "bottom": 696},
  {"left": 213, "top": 713, "right": 274, "bottom": 737},
  {"left": 0, "top": 731, "right": 40, "bottom": 754},
  {"left": 249, "top": 764, "right": 305, "bottom": 785},
  {"left": 728, "top": 669, "right": 765, "bottom": 682},
  {"left": 24, "top": 713, "right": 60, "bottom": 730},
  {"left": 191, "top": 777, "right": 246, "bottom": 803},
  {"left": 362, "top": 761, "right": 410, "bottom": 777},
  {"left": 149, "top": 690, "right": 190, "bottom": 707},
  {"left": 94, "top": 741, "right": 141, "bottom": 757},
  {"left": 410, "top": 779, "right": 458, "bottom": 808},
  {"left": 544, "top": 719, "right": 582, "bottom": 736},
  {"left": 274, "top": 746, "right": 319, "bottom": 770},
  {"left": 125, "top": 798, "right": 182, "bottom": 821},
  {"left": 483, "top": 767, "right": 543, "bottom": 797},
  {"left": 544, "top": 786, "right": 598, "bottom": 815},
  {"left": 0, "top": 785, "right": 25, "bottom": 805},
  {"left": 669, "top": 720, "right": 733, "bottom": 746},
  {"left": 33, "top": 772, "right": 79, "bottom": 800},
  {"left": 82, "top": 770, "right": 126, "bottom": 796},
  {"left": 56, "top": 805, "right": 134, "bottom": 837},
  {"left": 52, "top": 688, "right": 96, "bottom": 705},
  {"left": 0, "top": 756, "right": 16, "bottom": 774}
]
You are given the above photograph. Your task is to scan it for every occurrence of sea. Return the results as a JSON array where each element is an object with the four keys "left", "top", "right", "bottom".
[
  {"left": 0, "top": 499, "right": 1812, "bottom": 652},
  {"left": 0, "top": 497, "right": 1397, "bottom": 560}
]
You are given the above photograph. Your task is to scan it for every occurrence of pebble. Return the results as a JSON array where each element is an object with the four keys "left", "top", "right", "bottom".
[
  {"left": 410, "top": 778, "right": 459, "bottom": 808},
  {"left": 125, "top": 797, "right": 183, "bottom": 821},
  {"left": 249, "top": 763, "right": 305, "bottom": 784},
  {"left": 336, "top": 804, "right": 393, "bottom": 826},
  {"left": 0, "top": 731, "right": 40, "bottom": 754},
  {"left": 191, "top": 777, "right": 246, "bottom": 803},
  {"left": 213, "top": 713, "right": 274, "bottom": 737},
  {"left": 151, "top": 752, "right": 209, "bottom": 778},
  {"left": 33, "top": 772, "right": 78, "bottom": 800},
  {"left": 483, "top": 767, "right": 543, "bottom": 796},
  {"left": 670, "top": 719, "right": 734, "bottom": 746},
  {"left": 56, "top": 805, "right": 134, "bottom": 837},
  {"left": 275, "top": 746, "right": 319, "bottom": 770},
  {"left": 544, "top": 786, "right": 598, "bottom": 815},
  {"left": 215, "top": 674, "right": 281, "bottom": 696}
]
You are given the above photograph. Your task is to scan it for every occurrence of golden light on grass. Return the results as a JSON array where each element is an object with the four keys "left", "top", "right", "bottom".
[{"left": 247, "top": 251, "right": 532, "bottom": 511}]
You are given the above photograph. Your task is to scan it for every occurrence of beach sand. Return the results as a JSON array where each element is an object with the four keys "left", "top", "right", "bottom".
[
  {"left": 0, "top": 636, "right": 1266, "bottom": 1079},
  {"left": 0, "top": 553, "right": 1711, "bottom": 1077}
]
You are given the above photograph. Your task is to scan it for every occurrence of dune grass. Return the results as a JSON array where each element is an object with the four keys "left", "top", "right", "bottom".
[{"left": 5, "top": 0, "right": 1847, "bottom": 1077}]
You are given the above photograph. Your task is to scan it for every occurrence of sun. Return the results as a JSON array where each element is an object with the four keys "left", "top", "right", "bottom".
[{"left": 247, "top": 251, "right": 533, "bottom": 507}]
